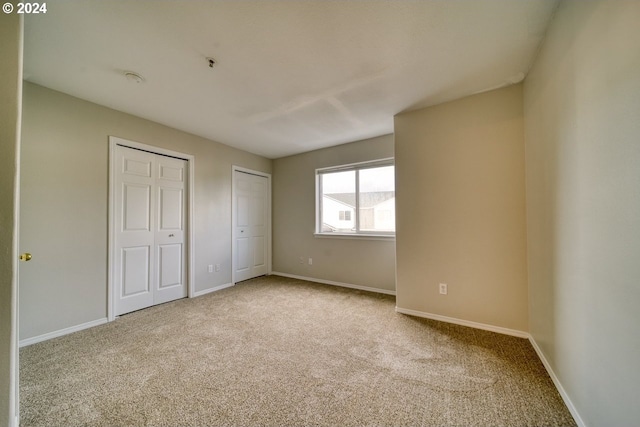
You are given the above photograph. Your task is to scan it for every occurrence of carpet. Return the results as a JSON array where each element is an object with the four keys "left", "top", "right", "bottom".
[{"left": 20, "top": 275, "right": 576, "bottom": 426}]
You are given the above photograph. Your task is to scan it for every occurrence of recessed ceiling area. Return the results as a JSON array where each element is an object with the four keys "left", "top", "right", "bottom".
[{"left": 23, "top": 0, "right": 559, "bottom": 159}]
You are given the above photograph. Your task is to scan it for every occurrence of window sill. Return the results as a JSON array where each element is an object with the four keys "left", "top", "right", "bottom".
[{"left": 314, "top": 232, "right": 395, "bottom": 241}]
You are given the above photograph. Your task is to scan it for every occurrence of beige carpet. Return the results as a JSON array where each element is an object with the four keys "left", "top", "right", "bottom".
[{"left": 20, "top": 275, "right": 576, "bottom": 426}]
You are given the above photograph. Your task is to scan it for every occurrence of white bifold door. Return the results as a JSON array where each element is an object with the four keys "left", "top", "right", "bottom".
[
  {"left": 114, "top": 145, "right": 187, "bottom": 316},
  {"left": 233, "top": 170, "right": 268, "bottom": 283}
]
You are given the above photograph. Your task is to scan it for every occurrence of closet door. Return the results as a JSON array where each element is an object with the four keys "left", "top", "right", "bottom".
[
  {"left": 114, "top": 145, "right": 187, "bottom": 315},
  {"left": 233, "top": 170, "right": 268, "bottom": 283},
  {"left": 153, "top": 155, "right": 187, "bottom": 305}
]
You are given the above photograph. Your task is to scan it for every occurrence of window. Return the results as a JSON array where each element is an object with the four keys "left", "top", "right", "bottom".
[{"left": 317, "top": 159, "right": 395, "bottom": 236}]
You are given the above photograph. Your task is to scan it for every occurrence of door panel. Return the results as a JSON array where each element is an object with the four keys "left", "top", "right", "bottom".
[
  {"left": 234, "top": 170, "right": 269, "bottom": 282},
  {"left": 123, "top": 184, "right": 151, "bottom": 231},
  {"left": 237, "top": 195, "right": 250, "bottom": 227},
  {"left": 158, "top": 244, "right": 182, "bottom": 289},
  {"left": 253, "top": 236, "right": 265, "bottom": 267},
  {"left": 252, "top": 183, "right": 266, "bottom": 227},
  {"left": 236, "top": 237, "right": 250, "bottom": 271},
  {"left": 115, "top": 147, "right": 156, "bottom": 315},
  {"left": 121, "top": 246, "right": 151, "bottom": 296},
  {"left": 159, "top": 164, "right": 183, "bottom": 181},
  {"left": 153, "top": 155, "right": 187, "bottom": 305},
  {"left": 123, "top": 157, "right": 152, "bottom": 177},
  {"left": 159, "top": 188, "right": 183, "bottom": 230}
]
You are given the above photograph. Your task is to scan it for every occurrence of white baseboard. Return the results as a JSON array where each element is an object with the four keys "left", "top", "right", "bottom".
[
  {"left": 192, "top": 282, "right": 234, "bottom": 297},
  {"left": 19, "top": 317, "right": 108, "bottom": 347},
  {"left": 528, "top": 336, "right": 586, "bottom": 427},
  {"left": 270, "top": 272, "right": 396, "bottom": 296},
  {"left": 394, "top": 306, "right": 529, "bottom": 338}
]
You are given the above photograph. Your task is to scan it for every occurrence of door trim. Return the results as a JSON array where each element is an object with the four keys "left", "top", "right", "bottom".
[
  {"left": 231, "top": 165, "right": 272, "bottom": 284},
  {"left": 108, "top": 136, "right": 195, "bottom": 321}
]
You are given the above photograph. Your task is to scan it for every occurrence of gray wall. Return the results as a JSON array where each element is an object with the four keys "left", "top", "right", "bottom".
[
  {"left": 272, "top": 135, "right": 396, "bottom": 292},
  {"left": 0, "top": 12, "right": 22, "bottom": 427},
  {"left": 524, "top": 1, "right": 640, "bottom": 425},
  {"left": 20, "top": 83, "right": 271, "bottom": 341}
]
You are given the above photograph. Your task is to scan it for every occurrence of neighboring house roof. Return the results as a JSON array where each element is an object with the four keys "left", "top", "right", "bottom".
[
  {"left": 324, "top": 191, "right": 395, "bottom": 209},
  {"left": 323, "top": 194, "right": 355, "bottom": 209},
  {"left": 321, "top": 223, "right": 338, "bottom": 232}
]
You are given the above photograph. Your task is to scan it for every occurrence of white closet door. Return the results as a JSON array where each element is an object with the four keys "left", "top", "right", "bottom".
[
  {"left": 114, "top": 145, "right": 187, "bottom": 315},
  {"left": 234, "top": 171, "right": 268, "bottom": 283},
  {"left": 114, "top": 146, "right": 155, "bottom": 315},
  {"left": 153, "top": 155, "right": 187, "bottom": 305}
]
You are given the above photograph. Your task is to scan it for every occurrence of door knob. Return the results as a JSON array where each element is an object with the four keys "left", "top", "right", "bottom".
[{"left": 19, "top": 253, "right": 32, "bottom": 261}]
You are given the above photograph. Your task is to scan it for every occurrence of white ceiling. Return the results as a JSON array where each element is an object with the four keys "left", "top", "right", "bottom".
[{"left": 23, "top": 0, "right": 558, "bottom": 159}]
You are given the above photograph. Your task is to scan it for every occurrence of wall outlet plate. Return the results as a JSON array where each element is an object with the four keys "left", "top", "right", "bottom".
[{"left": 439, "top": 283, "right": 448, "bottom": 295}]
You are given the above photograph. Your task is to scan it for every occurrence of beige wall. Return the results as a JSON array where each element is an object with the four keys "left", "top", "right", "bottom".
[
  {"left": 0, "top": 12, "right": 22, "bottom": 427},
  {"left": 20, "top": 83, "right": 271, "bottom": 341},
  {"left": 272, "top": 135, "right": 396, "bottom": 292},
  {"left": 394, "top": 85, "right": 528, "bottom": 332},
  {"left": 524, "top": 1, "right": 640, "bottom": 425}
]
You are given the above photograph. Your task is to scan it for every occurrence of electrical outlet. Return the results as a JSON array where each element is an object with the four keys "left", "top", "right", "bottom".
[
  {"left": 439, "top": 283, "right": 448, "bottom": 295},
  {"left": 214, "top": 264, "right": 220, "bottom": 272},
  {"left": 308, "top": 258, "right": 313, "bottom": 265},
  {"left": 299, "top": 256, "right": 304, "bottom": 264},
  {"left": 208, "top": 264, "right": 213, "bottom": 273}
]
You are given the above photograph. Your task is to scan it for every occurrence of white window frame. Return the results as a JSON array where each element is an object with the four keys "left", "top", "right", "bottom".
[{"left": 315, "top": 158, "right": 395, "bottom": 240}]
